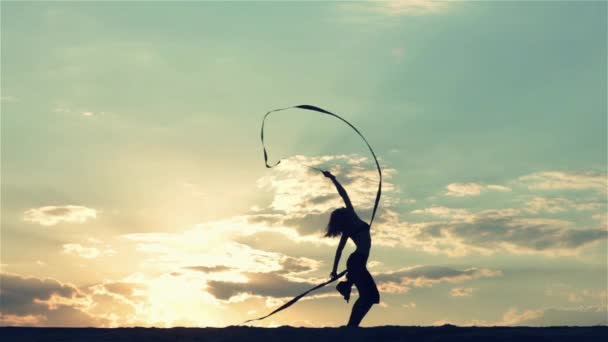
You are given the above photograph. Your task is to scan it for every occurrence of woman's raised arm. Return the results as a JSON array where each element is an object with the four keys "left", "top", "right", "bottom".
[{"left": 323, "top": 171, "right": 353, "bottom": 210}]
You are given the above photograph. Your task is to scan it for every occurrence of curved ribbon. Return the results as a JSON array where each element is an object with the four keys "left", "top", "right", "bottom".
[
  {"left": 242, "top": 105, "right": 382, "bottom": 325},
  {"left": 261, "top": 104, "right": 383, "bottom": 228}
]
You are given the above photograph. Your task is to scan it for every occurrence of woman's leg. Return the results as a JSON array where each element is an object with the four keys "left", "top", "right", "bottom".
[
  {"left": 362, "top": 268, "right": 380, "bottom": 305},
  {"left": 347, "top": 298, "right": 373, "bottom": 327},
  {"left": 346, "top": 256, "right": 379, "bottom": 326}
]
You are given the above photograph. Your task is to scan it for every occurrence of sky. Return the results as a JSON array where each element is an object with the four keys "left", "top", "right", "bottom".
[{"left": 1, "top": 0, "right": 607, "bottom": 328}]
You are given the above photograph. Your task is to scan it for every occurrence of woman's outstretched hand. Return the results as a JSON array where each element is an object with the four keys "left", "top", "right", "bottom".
[
  {"left": 322, "top": 170, "right": 335, "bottom": 179},
  {"left": 329, "top": 270, "right": 338, "bottom": 279}
]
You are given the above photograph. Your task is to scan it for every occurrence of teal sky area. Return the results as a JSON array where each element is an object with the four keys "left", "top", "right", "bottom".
[{"left": 1, "top": 1, "right": 607, "bottom": 327}]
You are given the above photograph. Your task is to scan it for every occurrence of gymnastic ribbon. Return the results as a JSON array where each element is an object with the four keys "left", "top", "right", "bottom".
[{"left": 242, "top": 105, "right": 382, "bottom": 325}]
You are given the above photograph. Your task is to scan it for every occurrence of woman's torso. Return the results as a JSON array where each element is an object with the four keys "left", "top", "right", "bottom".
[{"left": 347, "top": 215, "right": 371, "bottom": 255}]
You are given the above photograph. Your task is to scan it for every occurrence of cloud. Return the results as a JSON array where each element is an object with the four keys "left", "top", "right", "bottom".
[
  {"left": 440, "top": 304, "right": 608, "bottom": 327},
  {"left": 445, "top": 183, "right": 512, "bottom": 197},
  {"left": 400, "top": 170, "right": 607, "bottom": 256},
  {"left": 411, "top": 206, "right": 472, "bottom": 221},
  {"left": 247, "top": 154, "right": 401, "bottom": 240},
  {"left": 402, "top": 302, "right": 417, "bottom": 309},
  {"left": 486, "top": 185, "right": 512, "bottom": 192},
  {"left": 524, "top": 197, "right": 603, "bottom": 214},
  {"left": 120, "top": 217, "right": 332, "bottom": 307},
  {"left": 171, "top": 249, "right": 492, "bottom": 306},
  {"left": 23, "top": 205, "right": 97, "bottom": 226},
  {"left": 85, "top": 280, "right": 149, "bottom": 327},
  {"left": 52, "top": 106, "right": 103, "bottom": 117},
  {"left": 278, "top": 256, "right": 321, "bottom": 276},
  {"left": 0, "top": 273, "right": 104, "bottom": 327},
  {"left": 93, "top": 281, "right": 145, "bottom": 300},
  {"left": 593, "top": 213, "right": 608, "bottom": 230},
  {"left": 397, "top": 209, "right": 607, "bottom": 256},
  {"left": 257, "top": 155, "right": 397, "bottom": 216},
  {"left": 182, "top": 253, "right": 323, "bottom": 302},
  {"left": 487, "top": 306, "right": 608, "bottom": 326},
  {"left": 378, "top": 281, "right": 410, "bottom": 294},
  {"left": 184, "top": 255, "right": 320, "bottom": 282},
  {"left": 184, "top": 265, "right": 233, "bottom": 273},
  {"left": 520, "top": 306, "right": 608, "bottom": 326},
  {"left": 339, "top": 0, "right": 452, "bottom": 17},
  {"left": 519, "top": 171, "right": 607, "bottom": 193},
  {"left": 62, "top": 243, "right": 116, "bottom": 259},
  {"left": 122, "top": 218, "right": 323, "bottom": 274},
  {"left": 445, "top": 183, "right": 483, "bottom": 197},
  {"left": 450, "top": 287, "right": 475, "bottom": 297},
  {"left": 0, "top": 271, "right": 216, "bottom": 327},
  {"left": 207, "top": 266, "right": 490, "bottom": 301},
  {"left": 495, "top": 308, "right": 545, "bottom": 326},
  {"left": 0, "top": 314, "right": 45, "bottom": 326},
  {"left": 375, "top": 265, "right": 501, "bottom": 293},
  {"left": 546, "top": 284, "right": 608, "bottom": 305},
  {"left": 206, "top": 272, "right": 328, "bottom": 301}
]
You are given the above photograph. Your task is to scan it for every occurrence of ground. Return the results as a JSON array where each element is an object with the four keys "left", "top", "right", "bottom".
[{"left": 2, "top": 325, "right": 607, "bottom": 342}]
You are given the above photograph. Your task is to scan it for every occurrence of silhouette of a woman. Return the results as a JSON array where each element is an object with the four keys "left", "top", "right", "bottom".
[{"left": 323, "top": 170, "right": 380, "bottom": 327}]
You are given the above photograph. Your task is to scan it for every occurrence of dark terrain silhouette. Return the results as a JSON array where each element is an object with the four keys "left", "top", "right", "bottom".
[{"left": 2, "top": 326, "right": 607, "bottom": 342}]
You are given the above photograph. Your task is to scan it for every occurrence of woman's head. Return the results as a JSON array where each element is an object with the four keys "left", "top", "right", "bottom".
[{"left": 325, "top": 207, "right": 355, "bottom": 237}]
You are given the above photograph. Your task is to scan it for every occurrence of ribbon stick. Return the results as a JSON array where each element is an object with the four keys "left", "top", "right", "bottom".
[{"left": 241, "top": 270, "right": 347, "bottom": 325}]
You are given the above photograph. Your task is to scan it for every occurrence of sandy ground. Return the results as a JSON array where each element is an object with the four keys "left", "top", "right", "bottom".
[{"left": 1, "top": 325, "right": 607, "bottom": 342}]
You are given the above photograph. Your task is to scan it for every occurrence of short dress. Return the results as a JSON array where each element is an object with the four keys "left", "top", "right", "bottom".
[{"left": 345, "top": 217, "right": 380, "bottom": 304}]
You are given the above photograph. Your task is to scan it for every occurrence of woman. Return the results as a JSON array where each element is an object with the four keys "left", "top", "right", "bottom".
[{"left": 323, "top": 170, "right": 380, "bottom": 327}]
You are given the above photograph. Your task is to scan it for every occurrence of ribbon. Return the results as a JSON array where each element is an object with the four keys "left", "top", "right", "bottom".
[
  {"left": 261, "top": 105, "right": 382, "bottom": 228},
  {"left": 241, "top": 270, "right": 347, "bottom": 325},
  {"left": 242, "top": 105, "right": 382, "bottom": 325}
]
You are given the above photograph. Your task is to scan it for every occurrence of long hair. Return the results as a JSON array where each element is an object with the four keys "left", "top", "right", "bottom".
[{"left": 325, "top": 207, "right": 354, "bottom": 237}]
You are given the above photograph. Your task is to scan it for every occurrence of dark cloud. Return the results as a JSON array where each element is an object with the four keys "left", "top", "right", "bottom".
[
  {"left": 206, "top": 272, "right": 330, "bottom": 300},
  {"left": 184, "top": 265, "right": 232, "bottom": 273},
  {"left": 244, "top": 211, "right": 329, "bottom": 236},
  {"left": 1, "top": 273, "right": 80, "bottom": 316},
  {"left": 44, "top": 207, "right": 72, "bottom": 216},
  {"left": 185, "top": 256, "right": 318, "bottom": 279},
  {"left": 205, "top": 264, "right": 499, "bottom": 301},
  {"left": 375, "top": 265, "right": 501, "bottom": 288},
  {"left": 281, "top": 212, "right": 331, "bottom": 235},
  {"left": 244, "top": 206, "right": 394, "bottom": 240},
  {"left": 245, "top": 213, "right": 284, "bottom": 227},
  {"left": 453, "top": 218, "right": 603, "bottom": 251},
  {"left": 0, "top": 273, "right": 106, "bottom": 327},
  {"left": 392, "top": 209, "right": 608, "bottom": 255},
  {"left": 402, "top": 210, "right": 608, "bottom": 255},
  {"left": 278, "top": 256, "right": 319, "bottom": 275},
  {"left": 97, "top": 281, "right": 145, "bottom": 301}
]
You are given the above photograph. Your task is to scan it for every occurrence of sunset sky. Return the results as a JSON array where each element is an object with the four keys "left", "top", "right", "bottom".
[{"left": 1, "top": 1, "right": 606, "bottom": 327}]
